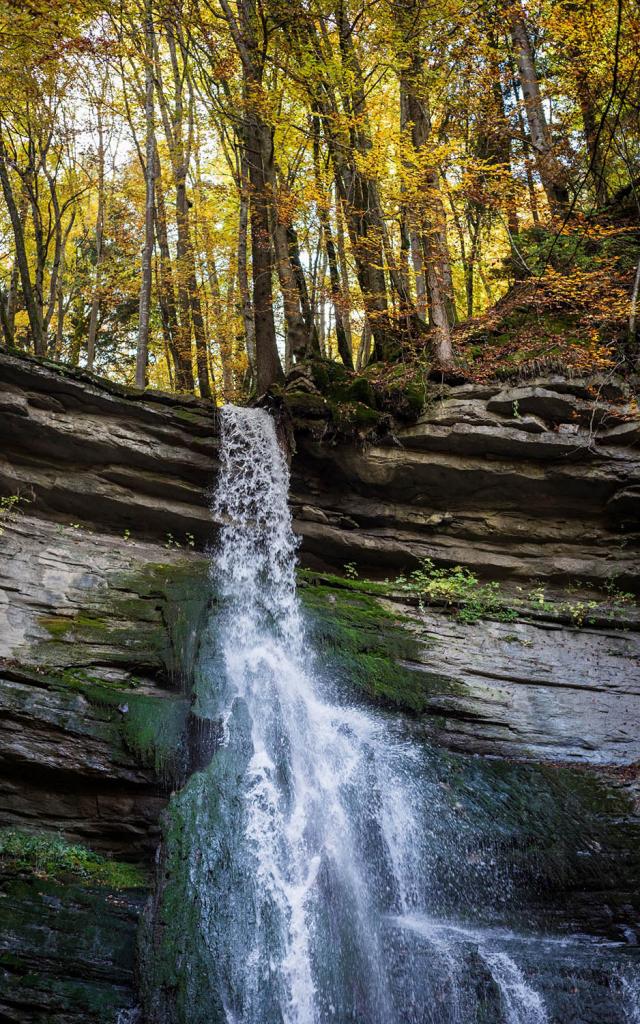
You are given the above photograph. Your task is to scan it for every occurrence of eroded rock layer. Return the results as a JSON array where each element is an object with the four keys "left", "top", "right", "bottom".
[
  {"left": 1, "top": 350, "right": 639, "bottom": 1020},
  {"left": 1, "top": 352, "right": 217, "bottom": 1020},
  {"left": 291, "top": 377, "right": 640, "bottom": 587}
]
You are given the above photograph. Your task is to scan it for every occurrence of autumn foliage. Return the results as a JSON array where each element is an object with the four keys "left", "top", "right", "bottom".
[{"left": 0, "top": 0, "right": 638, "bottom": 397}]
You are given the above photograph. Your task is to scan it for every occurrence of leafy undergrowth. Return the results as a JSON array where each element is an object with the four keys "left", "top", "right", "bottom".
[
  {"left": 300, "top": 562, "right": 637, "bottom": 629},
  {"left": 393, "top": 560, "right": 518, "bottom": 623},
  {"left": 454, "top": 223, "right": 640, "bottom": 382},
  {"left": 0, "top": 828, "right": 147, "bottom": 889},
  {"left": 281, "top": 222, "right": 639, "bottom": 422}
]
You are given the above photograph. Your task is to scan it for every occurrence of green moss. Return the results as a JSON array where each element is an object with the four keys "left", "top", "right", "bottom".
[
  {"left": 299, "top": 574, "right": 460, "bottom": 712},
  {"left": 284, "top": 358, "right": 428, "bottom": 440},
  {"left": 0, "top": 829, "right": 147, "bottom": 889},
  {"left": 0, "top": 860, "right": 143, "bottom": 1020},
  {"left": 65, "top": 679, "right": 190, "bottom": 777},
  {"left": 34, "top": 558, "right": 211, "bottom": 686},
  {"left": 119, "top": 692, "right": 189, "bottom": 775},
  {"left": 308, "top": 358, "right": 350, "bottom": 392},
  {"left": 297, "top": 567, "right": 392, "bottom": 597},
  {"left": 283, "top": 390, "right": 329, "bottom": 418},
  {"left": 327, "top": 399, "right": 384, "bottom": 434},
  {"left": 436, "top": 753, "right": 640, "bottom": 910},
  {"left": 7, "top": 662, "right": 190, "bottom": 779},
  {"left": 38, "top": 615, "right": 76, "bottom": 637},
  {"left": 173, "top": 407, "right": 212, "bottom": 426}
]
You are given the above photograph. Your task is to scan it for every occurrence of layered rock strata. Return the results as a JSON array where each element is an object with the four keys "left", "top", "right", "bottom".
[
  {"left": 1, "top": 350, "right": 639, "bottom": 1018},
  {"left": 290, "top": 377, "right": 640, "bottom": 588}
]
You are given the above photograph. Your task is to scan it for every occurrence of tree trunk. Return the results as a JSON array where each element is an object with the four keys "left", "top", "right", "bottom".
[
  {"left": 574, "top": 66, "right": 608, "bottom": 206},
  {"left": 87, "top": 107, "right": 105, "bottom": 372},
  {"left": 270, "top": 200, "right": 309, "bottom": 361},
  {"left": 4, "top": 186, "right": 26, "bottom": 343},
  {"left": 400, "top": 64, "right": 455, "bottom": 365},
  {"left": 510, "top": 9, "right": 570, "bottom": 214},
  {"left": 0, "top": 288, "right": 12, "bottom": 347},
  {"left": 321, "top": 214, "right": 352, "bottom": 368},
  {"left": 136, "top": 0, "right": 155, "bottom": 389},
  {"left": 153, "top": 145, "right": 190, "bottom": 388},
  {"left": 0, "top": 134, "right": 45, "bottom": 354},
  {"left": 409, "top": 224, "right": 428, "bottom": 320},
  {"left": 237, "top": 160, "right": 256, "bottom": 374},
  {"left": 287, "top": 223, "right": 321, "bottom": 356},
  {"left": 244, "top": 115, "right": 283, "bottom": 393},
  {"left": 334, "top": 194, "right": 354, "bottom": 355}
]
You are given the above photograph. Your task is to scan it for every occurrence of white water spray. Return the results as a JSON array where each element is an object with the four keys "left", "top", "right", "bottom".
[{"left": 201, "top": 405, "right": 555, "bottom": 1024}]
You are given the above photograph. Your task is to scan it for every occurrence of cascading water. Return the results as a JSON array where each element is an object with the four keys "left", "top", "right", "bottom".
[
  {"left": 192, "top": 405, "right": 549, "bottom": 1024},
  {"left": 148, "top": 405, "right": 640, "bottom": 1024}
]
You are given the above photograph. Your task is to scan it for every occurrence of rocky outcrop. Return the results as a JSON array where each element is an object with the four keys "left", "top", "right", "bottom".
[
  {"left": 0, "top": 510, "right": 211, "bottom": 1020},
  {"left": 304, "top": 577, "right": 640, "bottom": 765},
  {"left": 289, "top": 373, "right": 640, "bottom": 767},
  {"left": 0, "top": 351, "right": 216, "bottom": 1021},
  {"left": 401, "top": 603, "right": 640, "bottom": 764},
  {"left": 0, "top": 512, "right": 212, "bottom": 849},
  {"left": 291, "top": 376, "right": 640, "bottom": 588},
  {"left": 0, "top": 350, "right": 217, "bottom": 544},
  {"left": 1, "top": 350, "right": 639, "bottom": 1018}
]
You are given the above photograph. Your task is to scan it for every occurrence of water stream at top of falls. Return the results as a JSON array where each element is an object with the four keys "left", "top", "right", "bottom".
[{"left": 170, "top": 404, "right": 639, "bottom": 1024}]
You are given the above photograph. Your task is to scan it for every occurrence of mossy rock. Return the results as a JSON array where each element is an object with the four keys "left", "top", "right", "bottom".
[
  {"left": 299, "top": 573, "right": 463, "bottom": 712},
  {"left": 34, "top": 558, "right": 211, "bottom": 687},
  {"left": 0, "top": 854, "right": 144, "bottom": 1021},
  {"left": 308, "top": 358, "right": 351, "bottom": 392},
  {"left": 326, "top": 399, "right": 385, "bottom": 435},
  {"left": 0, "top": 828, "right": 147, "bottom": 889},
  {"left": 282, "top": 390, "right": 329, "bottom": 418}
]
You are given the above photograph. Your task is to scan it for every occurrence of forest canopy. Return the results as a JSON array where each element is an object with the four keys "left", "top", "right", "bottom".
[{"left": 0, "top": 0, "right": 638, "bottom": 401}]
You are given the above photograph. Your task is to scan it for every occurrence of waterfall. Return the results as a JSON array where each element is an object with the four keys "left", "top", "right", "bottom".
[{"left": 183, "top": 404, "right": 549, "bottom": 1024}]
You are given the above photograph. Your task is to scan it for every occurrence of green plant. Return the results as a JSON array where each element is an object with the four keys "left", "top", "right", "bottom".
[
  {"left": 344, "top": 562, "right": 359, "bottom": 580},
  {"left": 394, "top": 558, "right": 517, "bottom": 624},
  {"left": 603, "top": 578, "right": 635, "bottom": 607},
  {"left": 527, "top": 585, "right": 555, "bottom": 614},
  {"left": 559, "top": 600, "right": 598, "bottom": 627},
  {"left": 0, "top": 828, "right": 146, "bottom": 889},
  {"left": 0, "top": 494, "right": 27, "bottom": 535}
]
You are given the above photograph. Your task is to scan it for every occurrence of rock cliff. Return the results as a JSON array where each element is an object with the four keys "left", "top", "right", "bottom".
[
  {"left": 0, "top": 352, "right": 215, "bottom": 1020},
  {"left": 290, "top": 376, "right": 639, "bottom": 585},
  {"left": 1, "top": 349, "right": 639, "bottom": 1020}
]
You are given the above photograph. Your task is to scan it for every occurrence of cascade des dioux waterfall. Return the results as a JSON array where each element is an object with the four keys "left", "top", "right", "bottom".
[{"left": 141, "top": 402, "right": 640, "bottom": 1024}]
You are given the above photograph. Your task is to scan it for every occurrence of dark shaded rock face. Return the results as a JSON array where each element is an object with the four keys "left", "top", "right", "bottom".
[
  {"left": 1, "top": 870, "right": 144, "bottom": 1023},
  {"left": 291, "top": 376, "right": 640, "bottom": 586},
  {"left": 0, "top": 350, "right": 218, "bottom": 544},
  {"left": 1, "top": 351, "right": 639, "bottom": 1020},
  {"left": 0, "top": 352, "right": 217, "bottom": 1021}
]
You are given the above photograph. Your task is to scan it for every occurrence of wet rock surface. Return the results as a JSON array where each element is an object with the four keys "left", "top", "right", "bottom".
[
  {"left": 0, "top": 513, "right": 210, "bottom": 1020},
  {"left": 1, "top": 351, "right": 639, "bottom": 1020},
  {"left": 0, "top": 869, "right": 144, "bottom": 1023},
  {"left": 0, "top": 514, "right": 210, "bottom": 1019},
  {"left": 1, "top": 353, "right": 215, "bottom": 1021}
]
